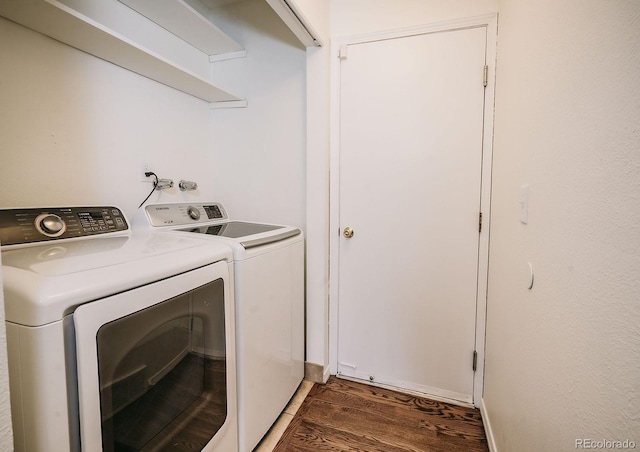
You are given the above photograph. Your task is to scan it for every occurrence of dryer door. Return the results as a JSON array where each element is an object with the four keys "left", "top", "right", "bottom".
[{"left": 73, "top": 261, "right": 237, "bottom": 452}]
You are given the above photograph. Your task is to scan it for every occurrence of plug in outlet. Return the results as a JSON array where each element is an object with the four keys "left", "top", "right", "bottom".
[{"left": 140, "top": 161, "right": 152, "bottom": 182}]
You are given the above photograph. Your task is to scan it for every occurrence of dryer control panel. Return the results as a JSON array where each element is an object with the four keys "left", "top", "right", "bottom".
[
  {"left": 144, "top": 203, "right": 228, "bottom": 227},
  {"left": 0, "top": 206, "right": 128, "bottom": 246}
]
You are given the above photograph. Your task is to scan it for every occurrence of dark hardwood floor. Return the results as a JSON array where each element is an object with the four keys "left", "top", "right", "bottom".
[{"left": 274, "top": 377, "right": 489, "bottom": 452}]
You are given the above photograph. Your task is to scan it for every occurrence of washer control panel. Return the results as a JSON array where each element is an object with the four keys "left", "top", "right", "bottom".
[
  {"left": 145, "top": 203, "right": 227, "bottom": 227},
  {"left": 0, "top": 206, "right": 128, "bottom": 246}
]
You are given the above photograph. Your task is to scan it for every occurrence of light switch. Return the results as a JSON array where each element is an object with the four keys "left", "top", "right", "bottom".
[{"left": 520, "top": 185, "right": 529, "bottom": 224}]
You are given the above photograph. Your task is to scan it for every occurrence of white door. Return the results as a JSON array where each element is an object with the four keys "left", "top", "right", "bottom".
[{"left": 337, "top": 26, "right": 488, "bottom": 403}]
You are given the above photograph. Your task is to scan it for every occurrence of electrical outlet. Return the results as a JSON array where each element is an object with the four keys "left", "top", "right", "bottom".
[{"left": 140, "top": 161, "right": 152, "bottom": 182}]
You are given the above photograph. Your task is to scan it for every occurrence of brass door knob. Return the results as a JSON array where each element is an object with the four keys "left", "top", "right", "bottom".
[{"left": 343, "top": 227, "right": 354, "bottom": 238}]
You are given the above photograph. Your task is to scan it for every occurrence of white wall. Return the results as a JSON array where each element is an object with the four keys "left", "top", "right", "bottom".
[
  {"left": 206, "top": 0, "right": 307, "bottom": 228},
  {"left": 483, "top": 1, "right": 640, "bottom": 450},
  {"left": 296, "top": 0, "right": 332, "bottom": 375},
  {"left": 330, "top": 0, "right": 498, "bottom": 36},
  {"left": 0, "top": 17, "right": 217, "bottom": 214},
  {"left": 0, "top": 1, "right": 305, "bottom": 223}
]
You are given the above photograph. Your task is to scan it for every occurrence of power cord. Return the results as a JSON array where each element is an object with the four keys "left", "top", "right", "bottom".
[{"left": 137, "top": 172, "right": 158, "bottom": 208}]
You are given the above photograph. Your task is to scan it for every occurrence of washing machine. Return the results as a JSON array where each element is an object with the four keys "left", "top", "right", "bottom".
[
  {"left": 136, "top": 202, "right": 304, "bottom": 452},
  {"left": 0, "top": 206, "right": 238, "bottom": 452}
]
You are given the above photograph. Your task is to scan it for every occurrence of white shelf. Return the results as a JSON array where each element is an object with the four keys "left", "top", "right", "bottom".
[
  {"left": 0, "top": 0, "right": 243, "bottom": 104},
  {"left": 118, "top": 0, "right": 244, "bottom": 57},
  {"left": 265, "top": 0, "right": 322, "bottom": 48}
]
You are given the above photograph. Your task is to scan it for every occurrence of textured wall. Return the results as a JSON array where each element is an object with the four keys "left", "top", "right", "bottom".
[{"left": 484, "top": 0, "right": 640, "bottom": 450}]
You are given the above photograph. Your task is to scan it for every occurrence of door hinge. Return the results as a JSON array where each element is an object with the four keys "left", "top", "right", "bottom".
[
  {"left": 483, "top": 65, "right": 488, "bottom": 87},
  {"left": 479, "top": 212, "right": 483, "bottom": 233},
  {"left": 339, "top": 44, "right": 348, "bottom": 59},
  {"left": 472, "top": 350, "right": 478, "bottom": 372}
]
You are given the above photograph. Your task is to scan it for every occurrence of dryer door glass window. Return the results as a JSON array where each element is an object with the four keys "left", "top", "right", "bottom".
[{"left": 96, "top": 279, "right": 227, "bottom": 451}]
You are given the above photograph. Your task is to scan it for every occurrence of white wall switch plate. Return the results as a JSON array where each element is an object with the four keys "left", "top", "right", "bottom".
[{"left": 520, "top": 185, "right": 529, "bottom": 224}]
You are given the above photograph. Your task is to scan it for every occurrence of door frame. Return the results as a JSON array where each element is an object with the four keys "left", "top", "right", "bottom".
[{"left": 328, "top": 14, "right": 497, "bottom": 406}]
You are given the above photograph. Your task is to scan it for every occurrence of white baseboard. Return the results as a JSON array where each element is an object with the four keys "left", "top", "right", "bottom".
[
  {"left": 478, "top": 397, "right": 498, "bottom": 452},
  {"left": 305, "top": 361, "right": 330, "bottom": 384}
]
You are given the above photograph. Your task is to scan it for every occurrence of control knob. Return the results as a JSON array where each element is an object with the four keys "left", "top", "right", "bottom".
[
  {"left": 35, "top": 213, "right": 66, "bottom": 237},
  {"left": 187, "top": 206, "right": 201, "bottom": 220}
]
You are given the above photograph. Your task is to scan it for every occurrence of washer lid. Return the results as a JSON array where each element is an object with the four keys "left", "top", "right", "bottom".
[
  {"left": 1, "top": 232, "right": 232, "bottom": 326},
  {"left": 178, "top": 221, "right": 301, "bottom": 248},
  {"left": 182, "top": 221, "right": 283, "bottom": 238}
]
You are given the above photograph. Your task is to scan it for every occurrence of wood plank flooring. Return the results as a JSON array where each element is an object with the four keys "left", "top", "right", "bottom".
[{"left": 273, "top": 377, "right": 489, "bottom": 452}]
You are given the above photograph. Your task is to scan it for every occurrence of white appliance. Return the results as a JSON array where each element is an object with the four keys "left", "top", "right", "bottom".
[
  {"left": 137, "top": 202, "right": 304, "bottom": 452},
  {"left": 0, "top": 206, "right": 238, "bottom": 452}
]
